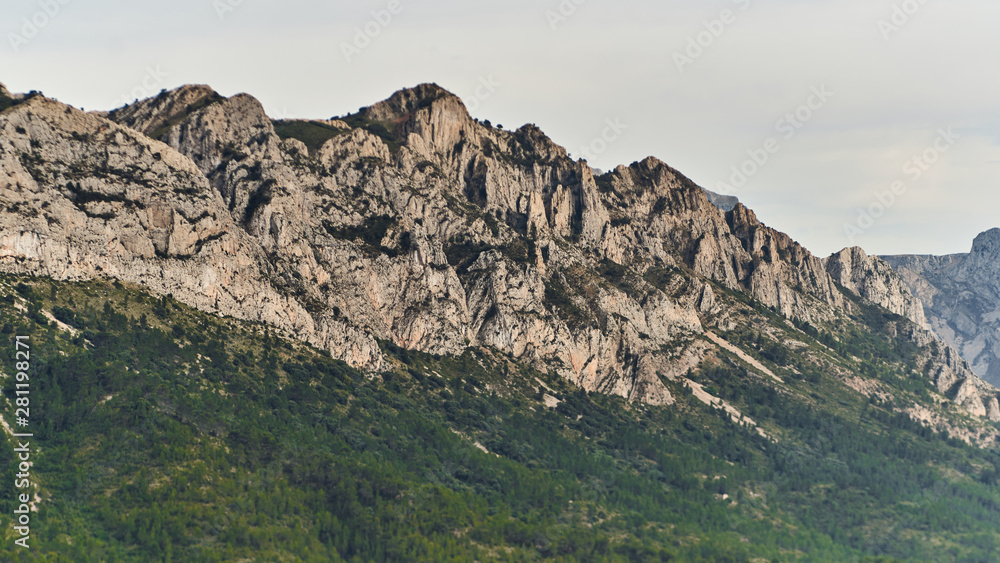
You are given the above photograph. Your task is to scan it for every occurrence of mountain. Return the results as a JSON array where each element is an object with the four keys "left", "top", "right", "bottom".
[
  {"left": 702, "top": 188, "right": 740, "bottom": 212},
  {"left": 883, "top": 229, "right": 1000, "bottom": 387},
  {"left": 7, "top": 81, "right": 990, "bottom": 409},
  {"left": 4, "top": 81, "right": 1000, "bottom": 559},
  {"left": 824, "top": 246, "right": 927, "bottom": 328}
]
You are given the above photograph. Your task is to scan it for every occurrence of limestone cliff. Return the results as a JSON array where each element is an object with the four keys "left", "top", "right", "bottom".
[
  {"left": 702, "top": 188, "right": 740, "bottom": 212},
  {"left": 1, "top": 81, "right": 997, "bottom": 419},
  {"left": 825, "top": 246, "right": 927, "bottom": 327}
]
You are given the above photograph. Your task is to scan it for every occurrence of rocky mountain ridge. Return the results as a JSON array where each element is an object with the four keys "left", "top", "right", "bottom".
[
  {"left": 883, "top": 228, "right": 1000, "bottom": 387},
  {"left": 1, "top": 80, "right": 997, "bottom": 422},
  {"left": 823, "top": 246, "right": 927, "bottom": 328}
]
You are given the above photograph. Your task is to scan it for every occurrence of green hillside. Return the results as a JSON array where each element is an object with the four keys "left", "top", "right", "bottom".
[{"left": 2, "top": 273, "right": 1000, "bottom": 561}]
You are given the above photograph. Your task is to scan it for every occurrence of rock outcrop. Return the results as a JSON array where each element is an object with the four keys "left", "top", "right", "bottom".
[
  {"left": 825, "top": 246, "right": 927, "bottom": 327},
  {"left": 0, "top": 94, "right": 383, "bottom": 366},
  {"left": 883, "top": 229, "right": 1000, "bottom": 387},
  {"left": 0, "top": 83, "right": 24, "bottom": 109}
]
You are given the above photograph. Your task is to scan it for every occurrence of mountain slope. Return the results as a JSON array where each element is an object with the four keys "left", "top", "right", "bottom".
[
  {"left": 3, "top": 274, "right": 1000, "bottom": 561},
  {"left": 883, "top": 229, "right": 1000, "bottom": 387}
]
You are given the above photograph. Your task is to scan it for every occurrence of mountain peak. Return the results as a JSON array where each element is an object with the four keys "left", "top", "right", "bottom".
[
  {"left": 348, "top": 83, "right": 481, "bottom": 160},
  {"left": 361, "top": 83, "right": 466, "bottom": 123},
  {"left": 109, "top": 84, "right": 225, "bottom": 138},
  {"left": 825, "top": 246, "right": 928, "bottom": 327},
  {"left": 971, "top": 228, "right": 1000, "bottom": 257},
  {"left": 169, "top": 84, "right": 217, "bottom": 99},
  {"left": 727, "top": 202, "right": 759, "bottom": 226}
]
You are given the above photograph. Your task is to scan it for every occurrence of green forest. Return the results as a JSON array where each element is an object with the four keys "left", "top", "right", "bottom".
[{"left": 2, "top": 273, "right": 1000, "bottom": 561}]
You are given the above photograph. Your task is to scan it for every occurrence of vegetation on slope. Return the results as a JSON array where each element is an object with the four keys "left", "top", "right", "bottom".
[{"left": 1, "top": 274, "right": 1000, "bottom": 561}]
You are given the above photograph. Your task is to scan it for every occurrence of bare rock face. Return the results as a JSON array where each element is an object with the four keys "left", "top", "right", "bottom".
[
  {"left": 725, "top": 203, "right": 845, "bottom": 320},
  {"left": 0, "top": 83, "right": 26, "bottom": 109},
  {"left": 889, "top": 323, "right": 1000, "bottom": 421},
  {"left": 2, "top": 81, "right": 998, "bottom": 416},
  {"left": 825, "top": 246, "right": 927, "bottom": 327},
  {"left": 108, "top": 83, "right": 711, "bottom": 403},
  {"left": 883, "top": 229, "right": 1000, "bottom": 387},
  {"left": 0, "top": 94, "right": 384, "bottom": 369}
]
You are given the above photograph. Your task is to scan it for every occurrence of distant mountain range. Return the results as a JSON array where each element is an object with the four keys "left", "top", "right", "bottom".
[
  {"left": 702, "top": 188, "right": 741, "bottom": 212},
  {"left": 883, "top": 228, "right": 1000, "bottom": 387}
]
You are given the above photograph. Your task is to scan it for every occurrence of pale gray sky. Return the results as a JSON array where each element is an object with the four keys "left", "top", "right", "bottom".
[{"left": 3, "top": 0, "right": 998, "bottom": 257}]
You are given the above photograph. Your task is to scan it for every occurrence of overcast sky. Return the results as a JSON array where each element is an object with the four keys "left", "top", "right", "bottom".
[{"left": 2, "top": 0, "right": 998, "bottom": 257}]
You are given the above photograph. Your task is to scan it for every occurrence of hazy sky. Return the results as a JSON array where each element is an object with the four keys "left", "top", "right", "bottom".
[{"left": 3, "top": 0, "right": 998, "bottom": 257}]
